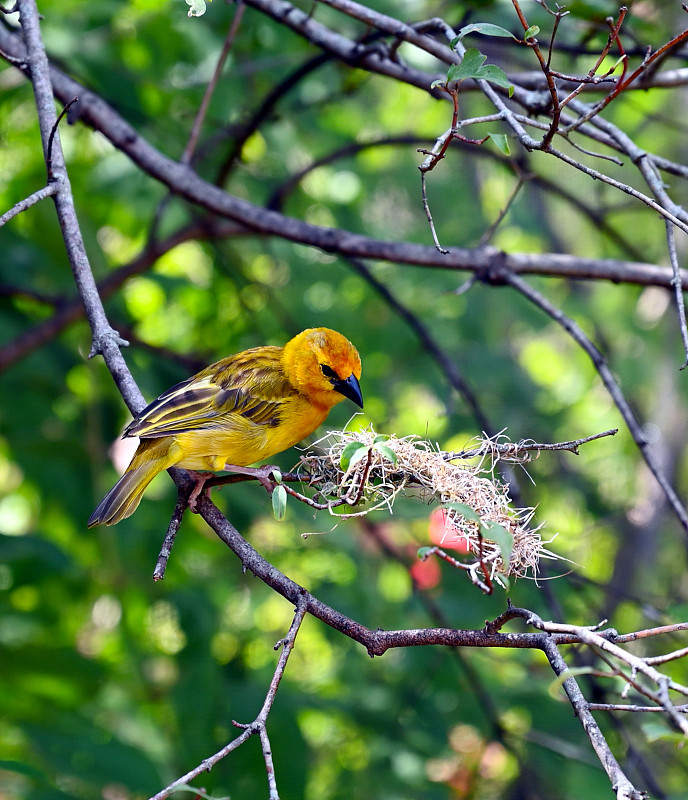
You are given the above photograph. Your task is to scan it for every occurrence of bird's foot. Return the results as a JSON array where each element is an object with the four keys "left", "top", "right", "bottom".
[
  {"left": 223, "top": 463, "right": 281, "bottom": 493},
  {"left": 185, "top": 470, "right": 213, "bottom": 512}
]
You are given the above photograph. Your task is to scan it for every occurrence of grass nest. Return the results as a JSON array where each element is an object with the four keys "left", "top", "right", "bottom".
[{"left": 296, "top": 427, "right": 554, "bottom": 587}]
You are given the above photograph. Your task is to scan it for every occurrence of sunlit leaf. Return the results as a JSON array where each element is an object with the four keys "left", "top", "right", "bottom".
[
  {"left": 488, "top": 132, "right": 511, "bottom": 155},
  {"left": 185, "top": 0, "right": 207, "bottom": 17},
  {"left": 474, "top": 64, "right": 513, "bottom": 92},
  {"left": 339, "top": 441, "right": 366, "bottom": 470},
  {"left": 446, "top": 49, "right": 513, "bottom": 94},
  {"left": 442, "top": 502, "right": 481, "bottom": 523},
  {"left": 373, "top": 443, "right": 398, "bottom": 466},
  {"left": 482, "top": 521, "right": 513, "bottom": 566},
  {"left": 447, "top": 48, "right": 487, "bottom": 82},
  {"left": 272, "top": 485, "right": 287, "bottom": 521},
  {"left": 452, "top": 23, "right": 516, "bottom": 46}
]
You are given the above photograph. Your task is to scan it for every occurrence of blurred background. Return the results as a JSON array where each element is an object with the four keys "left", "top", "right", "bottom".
[{"left": 2, "top": 0, "right": 688, "bottom": 797}]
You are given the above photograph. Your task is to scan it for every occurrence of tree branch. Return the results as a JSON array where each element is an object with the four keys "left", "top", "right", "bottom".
[
  {"left": 149, "top": 593, "right": 309, "bottom": 800},
  {"left": 2, "top": 22, "right": 687, "bottom": 292},
  {"left": 498, "top": 269, "right": 688, "bottom": 534},
  {"left": 15, "top": 0, "right": 141, "bottom": 412},
  {"left": 0, "top": 182, "right": 57, "bottom": 226}
]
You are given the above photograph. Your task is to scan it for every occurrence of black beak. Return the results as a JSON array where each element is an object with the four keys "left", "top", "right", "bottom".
[{"left": 333, "top": 373, "right": 363, "bottom": 408}]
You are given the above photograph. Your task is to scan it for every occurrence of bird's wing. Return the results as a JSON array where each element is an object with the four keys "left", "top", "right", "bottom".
[{"left": 124, "top": 350, "right": 297, "bottom": 439}]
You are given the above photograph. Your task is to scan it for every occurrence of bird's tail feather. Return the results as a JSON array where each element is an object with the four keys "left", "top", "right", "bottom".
[{"left": 88, "top": 443, "right": 171, "bottom": 526}]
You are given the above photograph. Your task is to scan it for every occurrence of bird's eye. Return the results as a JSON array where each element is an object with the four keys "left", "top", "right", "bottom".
[{"left": 320, "top": 364, "right": 338, "bottom": 380}]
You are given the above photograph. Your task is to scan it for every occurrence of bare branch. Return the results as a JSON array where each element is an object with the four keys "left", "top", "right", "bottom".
[
  {"left": 181, "top": 1, "right": 246, "bottom": 166},
  {"left": 529, "top": 614, "right": 688, "bottom": 732},
  {"left": 0, "top": 182, "right": 57, "bottom": 227},
  {"left": 0, "top": 219, "right": 242, "bottom": 374},
  {"left": 666, "top": 219, "right": 688, "bottom": 369},
  {"left": 149, "top": 594, "right": 309, "bottom": 800},
  {"left": 447, "top": 428, "right": 619, "bottom": 460},
  {"left": 537, "top": 633, "right": 647, "bottom": 800},
  {"left": 15, "top": 0, "right": 141, "bottom": 411},
  {"left": 46, "top": 96, "right": 78, "bottom": 179},
  {"left": 499, "top": 270, "right": 688, "bottom": 534},
  {"left": 3, "top": 23, "right": 688, "bottom": 296}
]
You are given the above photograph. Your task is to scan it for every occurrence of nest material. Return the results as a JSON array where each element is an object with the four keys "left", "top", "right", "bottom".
[{"left": 298, "top": 428, "right": 549, "bottom": 581}]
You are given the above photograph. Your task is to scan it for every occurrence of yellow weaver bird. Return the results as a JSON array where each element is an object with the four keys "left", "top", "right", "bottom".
[{"left": 88, "top": 328, "right": 363, "bottom": 526}]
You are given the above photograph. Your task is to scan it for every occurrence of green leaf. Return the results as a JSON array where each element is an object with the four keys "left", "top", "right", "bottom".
[
  {"left": 349, "top": 446, "right": 371, "bottom": 470},
  {"left": 372, "top": 434, "right": 390, "bottom": 444},
  {"left": 443, "top": 502, "right": 481, "bottom": 523},
  {"left": 547, "top": 667, "right": 597, "bottom": 699},
  {"left": 417, "top": 546, "right": 435, "bottom": 559},
  {"left": 494, "top": 573, "right": 510, "bottom": 592},
  {"left": 481, "top": 521, "right": 513, "bottom": 566},
  {"left": 452, "top": 23, "right": 516, "bottom": 46},
  {"left": 271, "top": 468, "right": 283, "bottom": 485},
  {"left": 185, "top": 0, "right": 207, "bottom": 17},
  {"left": 446, "top": 50, "right": 513, "bottom": 95},
  {"left": 272, "top": 484, "right": 287, "bottom": 521},
  {"left": 523, "top": 25, "right": 540, "bottom": 39},
  {"left": 430, "top": 79, "right": 445, "bottom": 90},
  {"left": 447, "top": 48, "right": 487, "bottom": 82},
  {"left": 642, "top": 722, "right": 687, "bottom": 743},
  {"left": 475, "top": 63, "right": 513, "bottom": 91},
  {"left": 373, "top": 443, "right": 398, "bottom": 467},
  {"left": 340, "top": 441, "right": 367, "bottom": 471},
  {"left": 488, "top": 132, "right": 511, "bottom": 155}
]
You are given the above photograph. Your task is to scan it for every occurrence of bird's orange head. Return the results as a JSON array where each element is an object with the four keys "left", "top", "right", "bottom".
[{"left": 282, "top": 328, "right": 363, "bottom": 411}]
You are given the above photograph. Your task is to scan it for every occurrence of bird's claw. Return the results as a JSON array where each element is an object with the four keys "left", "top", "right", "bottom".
[
  {"left": 220, "top": 462, "right": 282, "bottom": 493},
  {"left": 186, "top": 471, "right": 212, "bottom": 512},
  {"left": 254, "top": 465, "right": 280, "bottom": 493}
]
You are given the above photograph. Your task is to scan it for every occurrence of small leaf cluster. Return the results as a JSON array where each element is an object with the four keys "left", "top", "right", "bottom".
[{"left": 340, "top": 434, "right": 398, "bottom": 472}]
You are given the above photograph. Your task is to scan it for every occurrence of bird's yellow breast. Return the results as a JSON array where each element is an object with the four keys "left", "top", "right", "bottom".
[{"left": 172, "top": 396, "right": 329, "bottom": 472}]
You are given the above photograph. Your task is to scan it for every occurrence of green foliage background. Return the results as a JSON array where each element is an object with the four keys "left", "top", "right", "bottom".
[{"left": 1, "top": 1, "right": 688, "bottom": 798}]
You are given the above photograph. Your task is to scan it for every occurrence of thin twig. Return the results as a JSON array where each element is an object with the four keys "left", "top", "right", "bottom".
[
  {"left": 499, "top": 270, "right": 688, "bottom": 534},
  {"left": 558, "top": 7, "right": 628, "bottom": 112},
  {"left": 46, "top": 96, "right": 78, "bottom": 179},
  {"left": 537, "top": 633, "right": 647, "bottom": 800},
  {"left": 510, "top": 0, "right": 561, "bottom": 149},
  {"left": 419, "top": 546, "right": 492, "bottom": 593},
  {"left": 614, "top": 622, "right": 688, "bottom": 643},
  {"left": 529, "top": 615, "right": 688, "bottom": 721},
  {"left": 477, "top": 172, "right": 530, "bottom": 246},
  {"left": 420, "top": 170, "right": 449, "bottom": 254},
  {"left": 345, "top": 257, "right": 495, "bottom": 434},
  {"left": 645, "top": 646, "right": 688, "bottom": 667},
  {"left": 5, "top": 20, "right": 688, "bottom": 292},
  {"left": 181, "top": 1, "right": 246, "bottom": 165},
  {"left": 564, "top": 23, "right": 688, "bottom": 133},
  {"left": 665, "top": 219, "right": 688, "bottom": 369},
  {"left": 15, "top": 0, "right": 140, "bottom": 410},
  {"left": 446, "top": 428, "right": 618, "bottom": 460},
  {"left": 153, "top": 476, "right": 194, "bottom": 581},
  {"left": 588, "top": 702, "right": 688, "bottom": 713},
  {"left": 149, "top": 594, "right": 308, "bottom": 800},
  {"left": 0, "top": 182, "right": 58, "bottom": 227}
]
